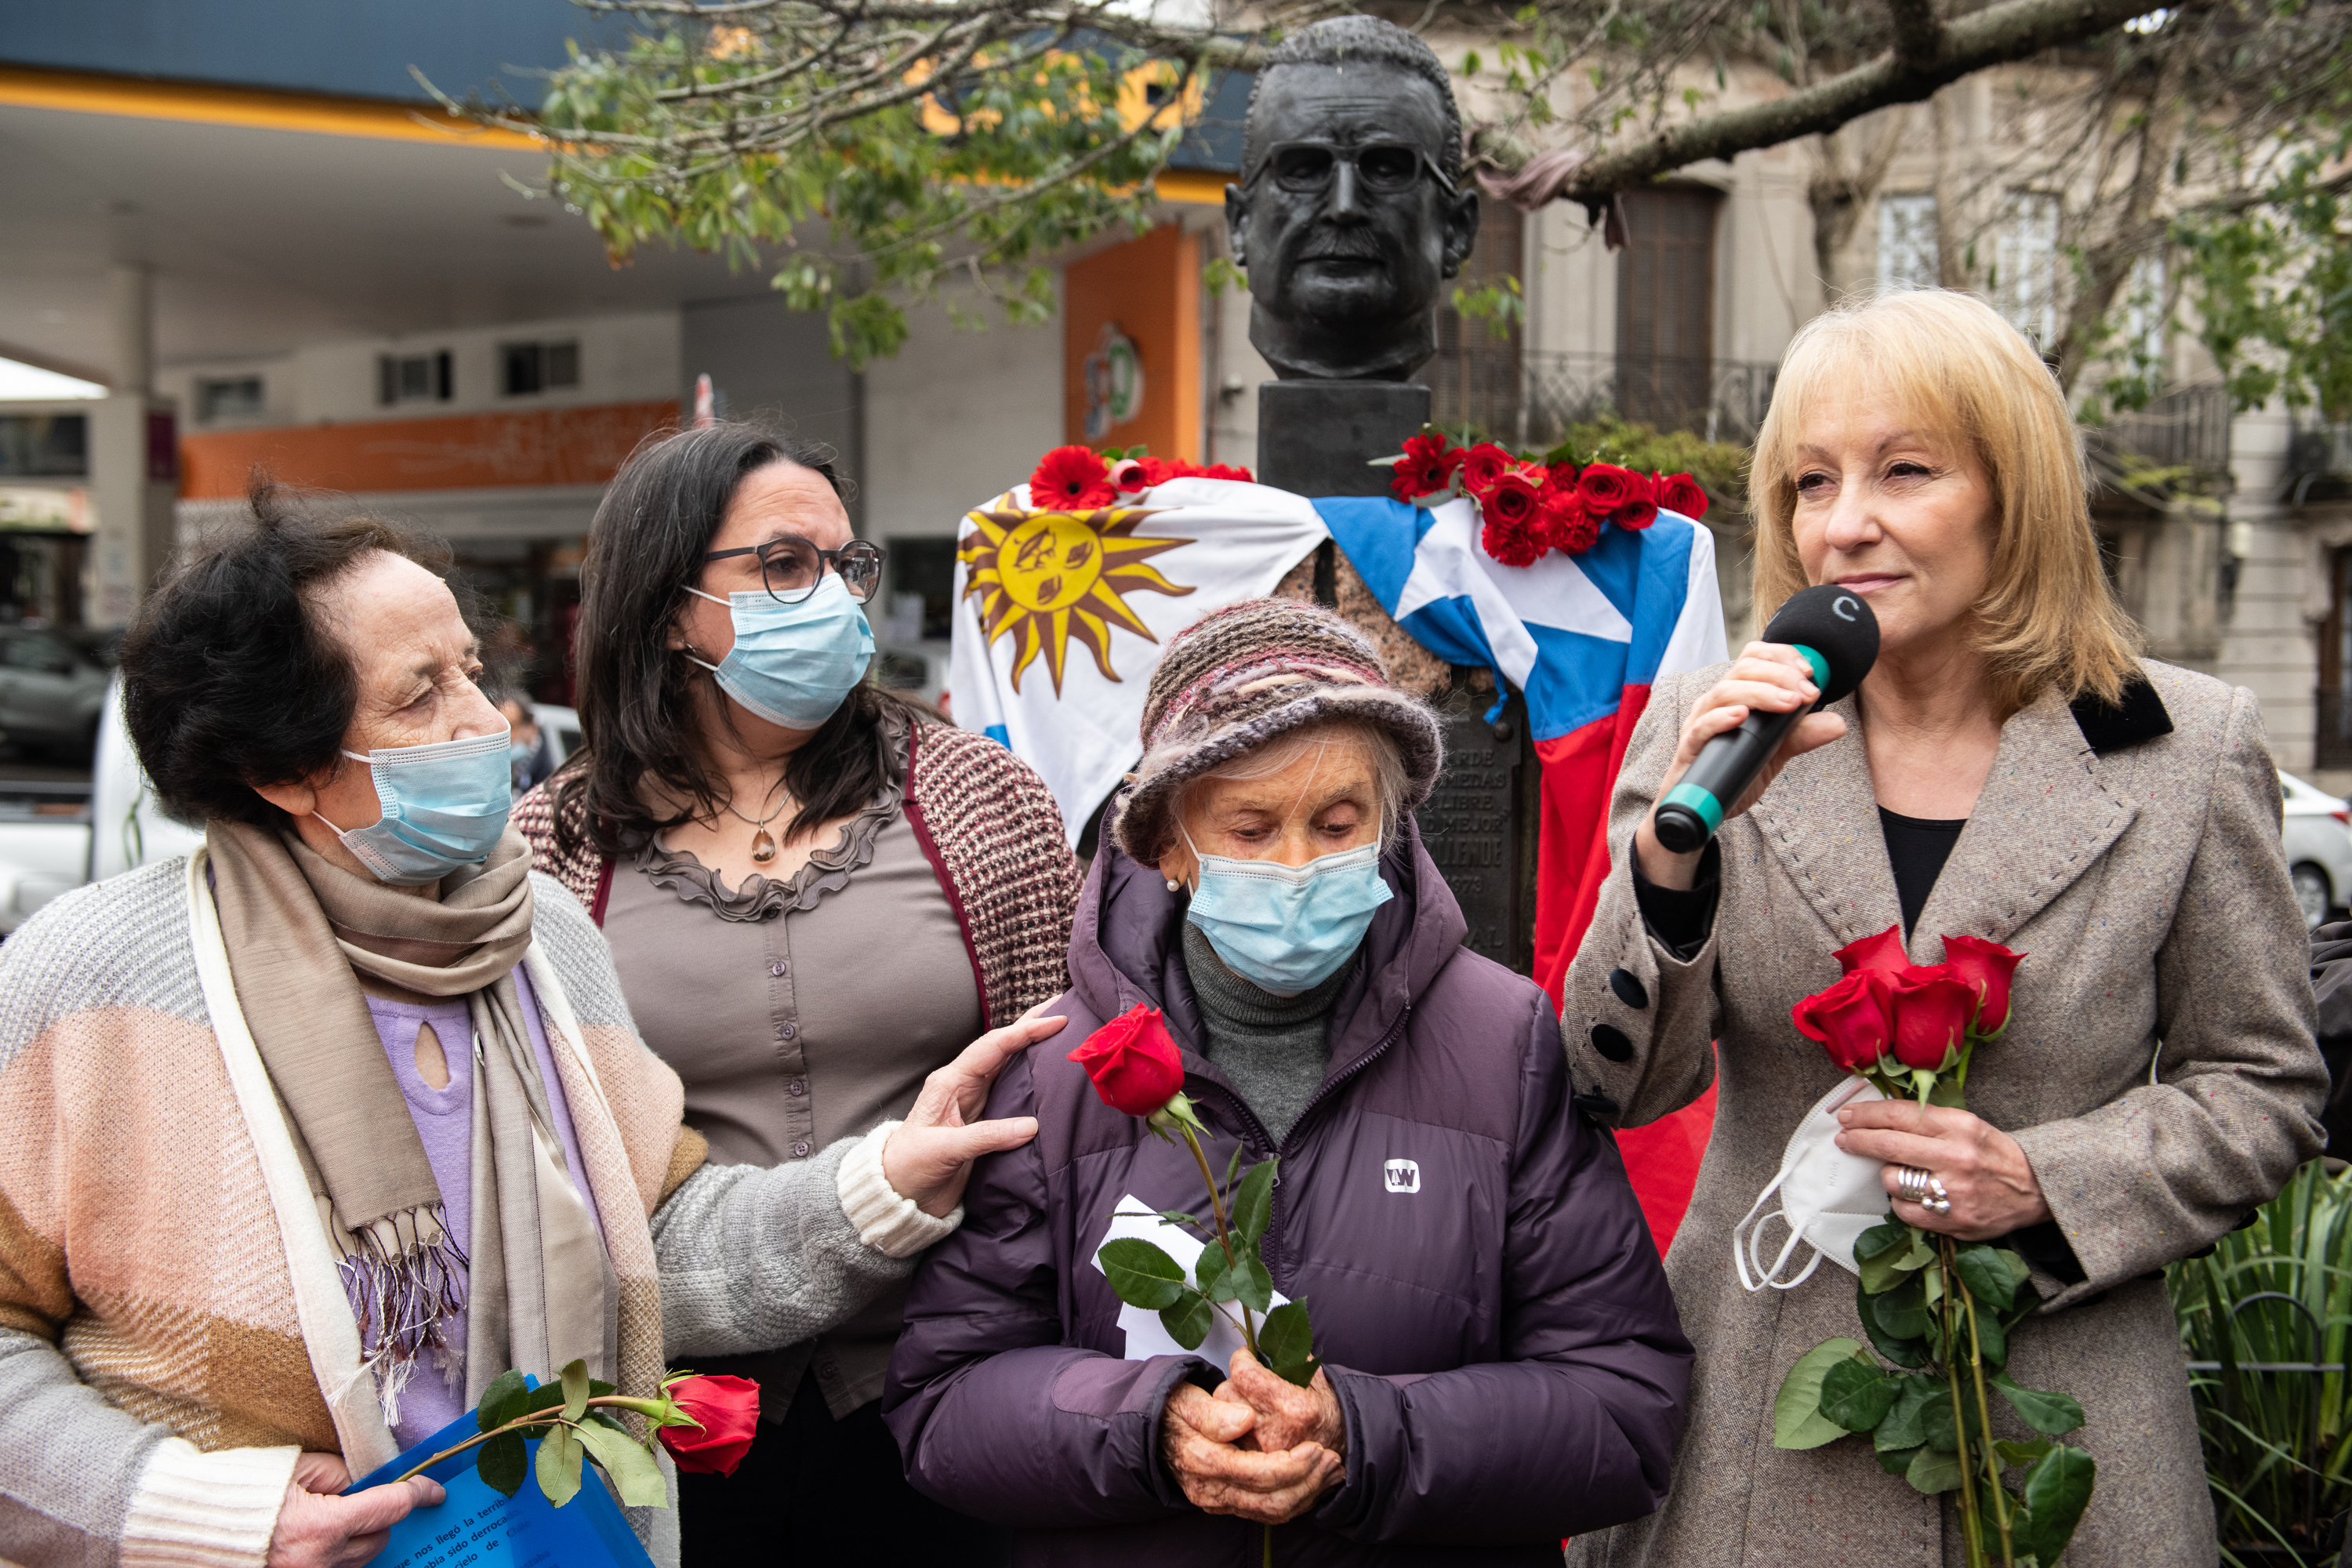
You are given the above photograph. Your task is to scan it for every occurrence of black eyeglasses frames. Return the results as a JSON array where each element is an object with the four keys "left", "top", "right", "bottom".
[{"left": 702, "top": 537, "right": 887, "bottom": 605}]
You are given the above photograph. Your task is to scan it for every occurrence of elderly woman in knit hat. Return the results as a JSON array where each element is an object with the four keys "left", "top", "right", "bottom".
[
  {"left": 885, "top": 599, "right": 1693, "bottom": 1566},
  {"left": 0, "top": 483, "right": 1057, "bottom": 1568}
]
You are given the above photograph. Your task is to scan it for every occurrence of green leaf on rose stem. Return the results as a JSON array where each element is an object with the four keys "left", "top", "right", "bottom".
[
  {"left": 1271, "top": 1357, "right": 1322, "bottom": 1389},
  {"left": 2002, "top": 1250, "right": 2032, "bottom": 1289},
  {"left": 1875, "top": 1443, "right": 1922, "bottom": 1477},
  {"left": 1855, "top": 1221, "right": 1909, "bottom": 1263},
  {"left": 1994, "top": 1438, "right": 2053, "bottom": 1470},
  {"left": 1922, "top": 1383, "right": 1962, "bottom": 1451},
  {"left": 560, "top": 1358, "right": 591, "bottom": 1423},
  {"left": 478, "top": 1367, "right": 530, "bottom": 1432},
  {"left": 1820, "top": 1358, "right": 1900, "bottom": 1432},
  {"left": 1955, "top": 1245, "right": 2018, "bottom": 1314},
  {"left": 571, "top": 1415, "right": 670, "bottom": 1508},
  {"left": 1906, "top": 1443, "right": 1965, "bottom": 1494},
  {"left": 1871, "top": 1273, "right": 1933, "bottom": 1342},
  {"left": 1260, "top": 1301, "right": 1315, "bottom": 1370},
  {"left": 535, "top": 1420, "right": 586, "bottom": 1509},
  {"left": 1160, "top": 1288, "right": 1217, "bottom": 1352},
  {"left": 1195, "top": 1240, "right": 1230, "bottom": 1297},
  {"left": 1971, "top": 1303, "right": 2009, "bottom": 1370},
  {"left": 1857, "top": 1279, "right": 1930, "bottom": 1369},
  {"left": 1223, "top": 1142, "right": 1245, "bottom": 1203},
  {"left": 1210, "top": 1251, "right": 1275, "bottom": 1315},
  {"left": 1098, "top": 1238, "right": 1189, "bottom": 1310},
  {"left": 476, "top": 1429, "right": 528, "bottom": 1497},
  {"left": 1927, "top": 1073, "right": 1967, "bottom": 1109},
  {"left": 1874, "top": 1376, "right": 1940, "bottom": 1452},
  {"left": 2014, "top": 1446, "right": 2096, "bottom": 1563},
  {"left": 1232, "top": 1160, "right": 1276, "bottom": 1250},
  {"left": 1772, "top": 1338, "right": 1866, "bottom": 1450},
  {"left": 1991, "top": 1371, "right": 2085, "bottom": 1437}
]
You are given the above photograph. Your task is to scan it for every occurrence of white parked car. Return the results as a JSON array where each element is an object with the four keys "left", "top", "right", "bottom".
[{"left": 2280, "top": 769, "right": 2352, "bottom": 931}]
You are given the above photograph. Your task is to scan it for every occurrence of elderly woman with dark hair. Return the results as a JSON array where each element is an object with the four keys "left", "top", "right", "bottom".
[
  {"left": 0, "top": 481, "right": 1058, "bottom": 1568},
  {"left": 513, "top": 423, "right": 1082, "bottom": 1563}
]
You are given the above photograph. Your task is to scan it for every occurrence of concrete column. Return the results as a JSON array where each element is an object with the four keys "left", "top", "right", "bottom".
[{"left": 108, "top": 263, "right": 152, "bottom": 398}]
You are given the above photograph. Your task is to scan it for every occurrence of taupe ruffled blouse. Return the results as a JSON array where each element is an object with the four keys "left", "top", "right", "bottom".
[{"left": 600, "top": 725, "right": 982, "bottom": 1419}]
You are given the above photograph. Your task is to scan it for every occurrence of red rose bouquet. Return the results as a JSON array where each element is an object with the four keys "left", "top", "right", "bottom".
[
  {"left": 1776, "top": 930, "right": 2094, "bottom": 1568},
  {"left": 392, "top": 1359, "right": 757, "bottom": 1508},
  {"left": 1374, "top": 427, "right": 1708, "bottom": 565},
  {"left": 1025, "top": 445, "right": 1253, "bottom": 510}
]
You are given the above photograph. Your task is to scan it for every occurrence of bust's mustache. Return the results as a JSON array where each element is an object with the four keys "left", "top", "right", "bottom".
[{"left": 1290, "top": 223, "right": 1392, "bottom": 263}]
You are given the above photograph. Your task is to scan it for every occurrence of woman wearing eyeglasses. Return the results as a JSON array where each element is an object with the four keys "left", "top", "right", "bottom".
[{"left": 516, "top": 422, "right": 1083, "bottom": 1566}]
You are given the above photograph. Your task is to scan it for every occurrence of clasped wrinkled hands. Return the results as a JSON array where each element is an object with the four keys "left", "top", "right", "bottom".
[{"left": 1162, "top": 1348, "right": 1347, "bottom": 1524}]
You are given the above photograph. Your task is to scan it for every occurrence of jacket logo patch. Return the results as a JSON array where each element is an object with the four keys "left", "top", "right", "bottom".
[{"left": 1383, "top": 1159, "right": 1421, "bottom": 1194}]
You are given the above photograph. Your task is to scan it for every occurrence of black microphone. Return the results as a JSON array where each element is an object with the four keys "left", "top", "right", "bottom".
[{"left": 1651, "top": 584, "right": 1879, "bottom": 855}]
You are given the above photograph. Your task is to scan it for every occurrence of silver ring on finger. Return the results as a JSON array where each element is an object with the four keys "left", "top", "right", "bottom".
[
  {"left": 1925, "top": 1177, "right": 1951, "bottom": 1216},
  {"left": 1894, "top": 1166, "right": 1929, "bottom": 1206}
]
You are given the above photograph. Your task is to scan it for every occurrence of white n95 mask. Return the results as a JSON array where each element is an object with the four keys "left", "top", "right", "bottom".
[{"left": 1732, "top": 1076, "right": 1891, "bottom": 1291}]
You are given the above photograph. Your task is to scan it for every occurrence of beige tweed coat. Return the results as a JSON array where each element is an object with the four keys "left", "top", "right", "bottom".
[{"left": 1560, "top": 657, "right": 2327, "bottom": 1568}]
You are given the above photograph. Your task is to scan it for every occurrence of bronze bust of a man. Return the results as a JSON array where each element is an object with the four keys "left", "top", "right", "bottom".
[{"left": 1225, "top": 17, "right": 1481, "bottom": 383}]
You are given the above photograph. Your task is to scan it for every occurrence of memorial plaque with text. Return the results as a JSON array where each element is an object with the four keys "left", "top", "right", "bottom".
[{"left": 1414, "top": 688, "right": 1535, "bottom": 973}]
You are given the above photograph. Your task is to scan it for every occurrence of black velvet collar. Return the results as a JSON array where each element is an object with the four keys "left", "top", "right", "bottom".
[{"left": 2070, "top": 676, "right": 2173, "bottom": 755}]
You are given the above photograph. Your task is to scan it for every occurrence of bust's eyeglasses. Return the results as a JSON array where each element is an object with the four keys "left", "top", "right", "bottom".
[
  {"left": 701, "top": 537, "right": 886, "bottom": 604},
  {"left": 1243, "top": 140, "right": 1457, "bottom": 198}
]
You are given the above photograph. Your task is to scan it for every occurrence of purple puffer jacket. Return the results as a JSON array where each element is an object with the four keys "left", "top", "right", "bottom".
[{"left": 882, "top": 822, "right": 1692, "bottom": 1566}]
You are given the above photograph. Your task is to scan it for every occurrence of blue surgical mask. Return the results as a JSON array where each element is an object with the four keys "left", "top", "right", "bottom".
[
  {"left": 686, "top": 572, "right": 875, "bottom": 731},
  {"left": 1182, "top": 820, "right": 1393, "bottom": 994},
  {"left": 315, "top": 724, "right": 514, "bottom": 887}
]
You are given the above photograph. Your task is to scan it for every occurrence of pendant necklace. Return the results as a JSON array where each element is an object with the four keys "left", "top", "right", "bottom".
[{"left": 722, "top": 789, "right": 789, "bottom": 865}]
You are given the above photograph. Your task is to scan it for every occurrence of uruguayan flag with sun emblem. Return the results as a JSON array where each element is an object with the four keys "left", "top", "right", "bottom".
[{"left": 949, "top": 478, "right": 1330, "bottom": 844}]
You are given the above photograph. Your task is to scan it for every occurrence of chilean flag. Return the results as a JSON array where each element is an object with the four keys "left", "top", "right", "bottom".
[{"left": 1314, "top": 495, "right": 1725, "bottom": 1255}]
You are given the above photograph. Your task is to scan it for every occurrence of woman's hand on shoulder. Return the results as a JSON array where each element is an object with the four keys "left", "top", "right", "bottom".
[
  {"left": 1834, "top": 1100, "right": 2053, "bottom": 1241},
  {"left": 268, "top": 1453, "right": 444, "bottom": 1568},
  {"left": 881, "top": 1003, "right": 1066, "bottom": 1217},
  {"left": 1635, "top": 642, "right": 1849, "bottom": 890}
]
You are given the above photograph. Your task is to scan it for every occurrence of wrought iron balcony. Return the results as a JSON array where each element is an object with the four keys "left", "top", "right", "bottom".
[
  {"left": 2083, "top": 382, "right": 2234, "bottom": 476},
  {"left": 1428, "top": 350, "right": 1783, "bottom": 449}
]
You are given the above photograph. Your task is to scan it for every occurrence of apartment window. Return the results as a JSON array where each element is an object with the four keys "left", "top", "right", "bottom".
[
  {"left": 379, "top": 351, "right": 453, "bottom": 405},
  {"left": 1617, "top": 185, "right": 1722, "bottom": 430},
  {"left": 503, "top": 340, "right": 581, "bottom": 397},
  {"left": 2124, "top": 252, "right": 2167, "bottom": 370},
  {"left": 196, "top": 376, "right": 264, "bottom": 423},
  {"left": 1997, "top": 193, "right": 2061, "bottom": 347},
  {"left": 1877, "top": 194, "right": 1938, "bottom": 292}
]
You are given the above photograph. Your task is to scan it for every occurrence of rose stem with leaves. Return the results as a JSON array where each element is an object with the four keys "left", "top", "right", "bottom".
[
  {"left": 1960, "top": 1272, "right": 2016, "bottom": 1564},
  {"left": 1940, "top": 1240, "right": 1988, "bottom": 1568},
  {"left": 389, "top": 1395, "right": 684, "bottom": 1486},
  {"left": 1177, "top": 1122, "right": 1260, "bottom": 1355}
]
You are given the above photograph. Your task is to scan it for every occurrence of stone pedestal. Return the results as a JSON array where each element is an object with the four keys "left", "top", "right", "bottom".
[{"left": 1258, "top": 378, "right": 1538, "bottom": 975}]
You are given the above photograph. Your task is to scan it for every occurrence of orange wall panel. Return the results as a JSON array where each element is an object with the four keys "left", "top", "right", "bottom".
[
  {"left": 1062, "top": 225, "right": 1200, "bottom": 462},
  {"left": 179, "top": 401, "right": 680, "bottom": 499}
]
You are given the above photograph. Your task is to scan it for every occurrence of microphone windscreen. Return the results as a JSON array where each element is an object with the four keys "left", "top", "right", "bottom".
[{"left": 1761, "top": 584, "right": 1880, "bottom": 704}]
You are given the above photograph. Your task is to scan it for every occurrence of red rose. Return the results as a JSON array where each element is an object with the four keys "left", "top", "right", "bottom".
[
  {"left": 1481, "top": 512, "right": 1546, "bottom": 568},
  {"left": 1482, "top": 469, "right": 1543, "bottom": 529},
  {"left": 656, "top": 1374, "right": 761, "bottom": 1476},
  {"left": 1941, "top": 935, "right": 2025, "bottom": 1036},
  {"left": 1612, "top": 470, "right": 1659, "bottom": 531},
  {"left": 1537, "top": 491, "right": 1599, "bottom": 555},
  {"left": 1575, "top": 462, "right": 1640, "bottom": 516},
  {"left": 1888, "top": 964, "right": 1978, "bottom": 1072},
  {"left": 1458, "top": 442, "right": 1514, "bottom": 499},
  {"left": 1030, "top": 445, "right": 1116, "bottom": 510},
  {"left": 1657, "top": 471, "right": 1709, "bottom": 520},
  {"left": 1833, "top": 924, "right": 1909, "bottom": 978},
  {"left": 1791, "top": 968, "right": 1895, "bottom": 1074},
  {"left": 1110, "top": 457, "right": 1153, "bottom": 492},
  {"left": 1067, "top": 1004, "right": 1186, "bottom": 1117}
]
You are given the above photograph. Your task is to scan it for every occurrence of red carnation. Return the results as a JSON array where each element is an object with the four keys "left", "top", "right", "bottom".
[
  {"left": 656, "top": 1375, "right": 761, "bottom": 1477},
  {"left": 1458, "top": 442, "right": 1514, "bottom": 499},
  {"left": 1194, "top": 462, "right": 1253, "bottom": 482},
  {"left": 1067, "top": 1004, "right": 1186, "bottom": 1117},
  {"left": 1576, "top": 462, "right": 1640, "bottom": 517},
  {"left": 1392, "top": 433, "right": 1456, "bottom": 501},
  {"left": 1657, "top": 472, "right": 1709, "bottom": 520},
  {"left": 1613, "top": 470, "right": 1659, "bottom": 531},
  {"left": 1888, "top": 964, "right": 1979, "bottom": 1073},
  {"left": 1030, "top": 445, "right": 1116, "bottom": 510},
  {"left": 1481, "top": 512, "right": 1547, "bottom": 568},
  {"left": 1538, "top": 491, "right": 1599, "bottom": 555},
  {"left": 1941, "top": 935, "right": 2025, "bottom": 1037},
  {"left": 1792, "top": 968, "right": 1895, "bottom": 1074}
]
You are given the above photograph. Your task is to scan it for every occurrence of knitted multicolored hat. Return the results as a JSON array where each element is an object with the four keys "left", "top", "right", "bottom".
[{"left": 1109, "top": 598, "right": 1444, "bottom": 865}]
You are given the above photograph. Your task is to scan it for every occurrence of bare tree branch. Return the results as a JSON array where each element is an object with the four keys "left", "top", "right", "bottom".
[{"left": 1559, "top": 0, "right": 2159, "bottom": 204}]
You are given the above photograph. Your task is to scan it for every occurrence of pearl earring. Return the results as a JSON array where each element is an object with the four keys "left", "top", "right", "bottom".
[{"left": 1166, "top": 878, "right": 1179, "bottom": 891}]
